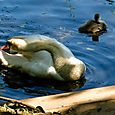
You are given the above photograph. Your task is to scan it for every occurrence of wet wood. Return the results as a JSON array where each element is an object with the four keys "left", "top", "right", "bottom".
[{"left": 21, "top": 86, "right": 115, "bottom": 114}]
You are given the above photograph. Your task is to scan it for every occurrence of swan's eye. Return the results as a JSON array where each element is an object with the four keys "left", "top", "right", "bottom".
[
  {"left": 6, "top": 41, "right": 18, "bottom": 52},
  {"left": 5, "top": 41, "right": 18, "bottom": 54},
  {"left": 6, "top": 41, "right": 16, "bottom": 50}
]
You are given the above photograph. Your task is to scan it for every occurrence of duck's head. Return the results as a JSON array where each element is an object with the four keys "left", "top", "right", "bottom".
[{"left": 94, "top": 13, "right": 100, "bottom": 22}]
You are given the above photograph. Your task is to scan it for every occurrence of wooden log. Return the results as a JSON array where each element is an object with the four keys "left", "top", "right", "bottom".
[{"left": 21, "top": 86, "right": 115, "bottom": 114}]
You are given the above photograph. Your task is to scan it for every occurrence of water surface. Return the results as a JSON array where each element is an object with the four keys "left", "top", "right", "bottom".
[{"left": 0, "top": 0, "right": 115, "bottom": 100}]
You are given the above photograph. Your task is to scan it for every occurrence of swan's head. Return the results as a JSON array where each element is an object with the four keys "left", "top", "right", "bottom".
[
  {"left": 5, "top": 35, "right": 55, "bottom": 52},
  {"left": 6, "top": 37, "right": 27, "bottom": 51}
]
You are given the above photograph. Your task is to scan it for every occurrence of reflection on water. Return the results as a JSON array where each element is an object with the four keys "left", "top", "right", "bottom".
[
  {"left": 5, "top": 69, "right": 85, "bottom": 90},
  {"left": 106, "top": 0, "right": 114, "bottom": 5},
  {"left": 89, "top": 30, "right": 107, "bottom": 42},
  {"left": 0, "top": 0, "right": 115, "bottom": 99},
  {"left": 92, "top": 36, "right": 99, "bottom": 42},
  {"left": 1, "top": 68, "right": 86, "bottom": 95}
]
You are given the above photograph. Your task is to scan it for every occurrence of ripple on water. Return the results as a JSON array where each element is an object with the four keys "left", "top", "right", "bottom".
[
  {"left": 0, "top": 0, "right": 115, "bottom": 99},
  {"left": 64, "top": 38, "right": 115, "bottom": 89}
]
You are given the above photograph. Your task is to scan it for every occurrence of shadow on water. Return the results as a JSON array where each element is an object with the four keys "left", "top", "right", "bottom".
[{"left": 0, "top": 68, "right": 86, "bottom": 94}]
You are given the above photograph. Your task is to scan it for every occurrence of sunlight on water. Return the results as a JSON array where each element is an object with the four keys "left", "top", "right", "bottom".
[{"left": 0, "top": 0, "right": 115, "bottom": 99}]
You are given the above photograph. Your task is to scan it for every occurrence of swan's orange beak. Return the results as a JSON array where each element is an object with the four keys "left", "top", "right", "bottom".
[
  {"left": 0, "top": 44, "right": 10, "bottom": 50},
  {"left": 1, "top": 43, "right": 17, "bottom": 54}
]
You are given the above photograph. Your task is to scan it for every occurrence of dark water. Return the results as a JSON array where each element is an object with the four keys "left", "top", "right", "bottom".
[{"left": 0, "top": 0, "right": 115, "bottom": 100}]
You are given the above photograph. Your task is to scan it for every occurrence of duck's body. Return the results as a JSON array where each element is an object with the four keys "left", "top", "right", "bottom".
[
  {"left": 0, "top": 35, "right": 86, "bottom": 81},
  {"left": 78, "top": 13, "right": 107, "bottom": 35}
]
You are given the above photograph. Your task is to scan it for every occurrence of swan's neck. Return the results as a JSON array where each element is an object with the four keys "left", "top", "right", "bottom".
[
  {"left": 27, "top": 39, "right": 74, "bottom": 59},
  {"left": 26, "top": 39, "right": 74, "bottom": 70}
]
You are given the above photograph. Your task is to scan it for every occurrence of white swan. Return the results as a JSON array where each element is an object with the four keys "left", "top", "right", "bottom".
[{"left": 0, "top": 35, "right": 86, "bottom": 81}]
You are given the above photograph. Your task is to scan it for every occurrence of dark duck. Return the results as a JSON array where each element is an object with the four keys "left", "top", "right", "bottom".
[{"left": 78, "top": 13, "right": 107, "bottom": 41}]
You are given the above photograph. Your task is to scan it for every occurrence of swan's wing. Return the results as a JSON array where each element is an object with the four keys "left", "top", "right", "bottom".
[
  {"left": 47, "top": 66, "right": 64, "bottom": 81},
  {"left": 0, "top": 50, "right": 28, "bottom": 67}
]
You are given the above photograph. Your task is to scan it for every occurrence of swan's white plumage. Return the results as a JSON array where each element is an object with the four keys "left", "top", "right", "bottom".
[{"left": 0, "top": 35, "right": 86, "bottom": 81}]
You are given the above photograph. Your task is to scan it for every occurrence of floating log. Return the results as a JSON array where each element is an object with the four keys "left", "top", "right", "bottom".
[{"left": 22, "top": 86, "right": 115, "bottom": 115}]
